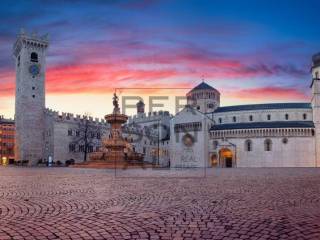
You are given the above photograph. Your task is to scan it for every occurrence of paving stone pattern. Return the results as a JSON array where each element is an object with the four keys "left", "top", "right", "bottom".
[{"left": 0, "top": 167, "right": 320, "bottom": 240}]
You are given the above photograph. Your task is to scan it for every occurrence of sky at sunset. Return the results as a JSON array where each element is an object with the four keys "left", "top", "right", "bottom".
[{"left": 0, "top": 0, "right": 320, "bottom": 118}]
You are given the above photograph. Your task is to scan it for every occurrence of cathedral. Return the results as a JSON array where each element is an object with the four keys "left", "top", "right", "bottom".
[{"left": 13, "top": 31, "right": 320, "bottom": 167}]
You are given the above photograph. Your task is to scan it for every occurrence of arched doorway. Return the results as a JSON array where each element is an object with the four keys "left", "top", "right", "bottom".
[
  {"left": 210, "top": 153, "right": 218, "bottom": 167},
  {"left": 219, "top": 148, "right": 233, "bottom": 168}
]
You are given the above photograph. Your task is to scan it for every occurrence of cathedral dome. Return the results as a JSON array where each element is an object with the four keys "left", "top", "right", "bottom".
[
  {"left": 187, "top": 81, "right": 220, "bottom": 97},
  {"left": 190, "top": 82, "right": 217, "bottom": 92},
  {"left": 186, "top": 82, "right": 220, "bottom": 113}
]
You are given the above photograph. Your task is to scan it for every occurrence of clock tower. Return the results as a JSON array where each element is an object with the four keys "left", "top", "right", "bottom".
[{"left": 13, "top": 30, "right": 49, "bottom": 165}]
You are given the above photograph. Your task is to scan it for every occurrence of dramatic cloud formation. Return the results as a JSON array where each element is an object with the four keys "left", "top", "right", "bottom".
[
  {"left": 0, "top": 0, "right": 319, "bottom": 117},
  {"left": 228, "top": 87, "right": 309, "bottom": 101}
]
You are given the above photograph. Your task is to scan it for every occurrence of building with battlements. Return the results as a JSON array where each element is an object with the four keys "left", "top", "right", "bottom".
[
  {"left": 13, "top": 30, "right": 170, "bottom": 165},
  {"left": 13, "top": 30, "right": 320, "bottom": 167}
]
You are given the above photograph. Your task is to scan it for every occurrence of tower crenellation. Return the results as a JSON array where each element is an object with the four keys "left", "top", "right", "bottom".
[
  {"left": 128, "top": 110, "right": 172, "bottom": 124},
  {"left": 45, "top": 108, "right": 106, "bottom": 124}
]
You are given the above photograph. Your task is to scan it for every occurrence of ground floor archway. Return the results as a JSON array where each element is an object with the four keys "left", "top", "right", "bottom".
[
  {"left": 209, "top": 153, "right": 218, "bottom": 167},
  {"left": 219, "top": 148, "right": 234, "bottom": 168}
]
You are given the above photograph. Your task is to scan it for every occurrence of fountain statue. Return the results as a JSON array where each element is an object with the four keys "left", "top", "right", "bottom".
[{"left": 74, "top": 93, "right": 145, "bottom": 169}]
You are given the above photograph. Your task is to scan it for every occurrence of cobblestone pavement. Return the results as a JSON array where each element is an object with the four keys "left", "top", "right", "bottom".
[{"left": 1, "top": 167, "right": 320, "bottom": 240}]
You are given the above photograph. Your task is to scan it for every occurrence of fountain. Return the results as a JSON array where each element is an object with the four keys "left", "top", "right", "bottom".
[
  {"left": 103, "top": 93, "right": 129, "bottom": 164},
  {"left": 74, "top": 93, "right": 145, "bottom": 169}
]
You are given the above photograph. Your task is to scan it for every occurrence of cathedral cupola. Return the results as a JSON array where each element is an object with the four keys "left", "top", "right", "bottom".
[{"left": 186, "top": 82, "right": 220, "bottom": 113}]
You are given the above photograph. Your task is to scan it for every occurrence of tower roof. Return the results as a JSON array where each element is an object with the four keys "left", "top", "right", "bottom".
[
  {"left": 188, "top": 82, "right": 219, "bottom": 95},
  {"left": 192, "top": 82, "right": 214, "bottom": 91},
  {"left": 136, "top": 100, "right": 145, "bottom": 106}
]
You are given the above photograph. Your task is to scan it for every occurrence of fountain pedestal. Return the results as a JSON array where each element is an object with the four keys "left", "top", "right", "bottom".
[
  {"left": 73, "top": 94, "right": 145, "bottom": 169},
  {"left": 103, "top": 112, "right": 128, "bottom": 163}
]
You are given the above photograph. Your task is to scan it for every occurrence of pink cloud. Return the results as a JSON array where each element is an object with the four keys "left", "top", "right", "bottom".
[
  {"left": 227, "top": 87, "right": 309, "bottom": 101},
  {"left": 46, "top": 63, "right": 180, "bottom": 94},
  {"left": 0, "top": 39, "right": 310, "bottom": 99},
  {"left": 0, "top": 81, "right": 15, "bottom": 96}
]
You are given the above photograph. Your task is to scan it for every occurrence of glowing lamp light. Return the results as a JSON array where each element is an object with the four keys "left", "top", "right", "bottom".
[{"left": 1, "top": 157, "right": 8, "bottom": 166}]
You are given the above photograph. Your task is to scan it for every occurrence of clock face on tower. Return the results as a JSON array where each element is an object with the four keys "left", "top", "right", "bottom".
[{"left": 29, "top": 64, "right": 40, "bottom": 76}]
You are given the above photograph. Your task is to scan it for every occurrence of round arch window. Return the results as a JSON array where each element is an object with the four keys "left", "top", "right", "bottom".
[
  {"left": 31, "top": 52, "right": 38, "bottom": 62},
  {"left": 264, "top": 139, "right": 272, "bottom": 151},
  {"left": 245, "top": 139, "right": 252, "bottom": 151}
]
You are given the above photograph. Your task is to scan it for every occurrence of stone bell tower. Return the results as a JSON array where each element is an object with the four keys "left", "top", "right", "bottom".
[
  {"left": 311, "top": 53, "right": 320, "bottom": 166},
  {"left": 13, "top": 29, "right": 49, "bottom": 165}
]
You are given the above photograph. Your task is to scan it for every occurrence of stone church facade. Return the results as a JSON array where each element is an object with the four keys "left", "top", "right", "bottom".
[
  {"left": 170, "top": 60, "right": 320, "bottom": 167},
  {"left": 13, "top": 30, "right": 320, "bottom": 167}
]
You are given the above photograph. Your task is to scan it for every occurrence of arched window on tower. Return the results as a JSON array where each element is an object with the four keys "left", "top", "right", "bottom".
[
  {"left": 264, "top": 139, "right": 272, "bottom": 151},
  {"left": 285, "top": 114, "right": 289, "bottom": 120},
  {"left": 245, "top": 139, "right": 252, "bottom": 152},
  {"left": 207, "top": 103, "right": 214, "bottom": 109},
  {"left": 31, "top": 52, "right": 38, "bottom": 62},
  {"left": 232, "top": 116, "right": 236, "bottom": 122},
  {"left": 303, "top": 113, "right": 307, "bottom": 120}
]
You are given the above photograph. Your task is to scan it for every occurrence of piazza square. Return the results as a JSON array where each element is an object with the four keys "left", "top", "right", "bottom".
[
  {"left": 0, "top": 167, "right": 320, "bottom": 240},
  {"left": 1, "top": 1, "right": 320, "bottom": 240}
]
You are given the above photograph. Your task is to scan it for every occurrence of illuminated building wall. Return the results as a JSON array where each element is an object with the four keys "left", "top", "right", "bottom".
[{"left": 0, "top": 116, "right": 15, "bottom": 165}]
